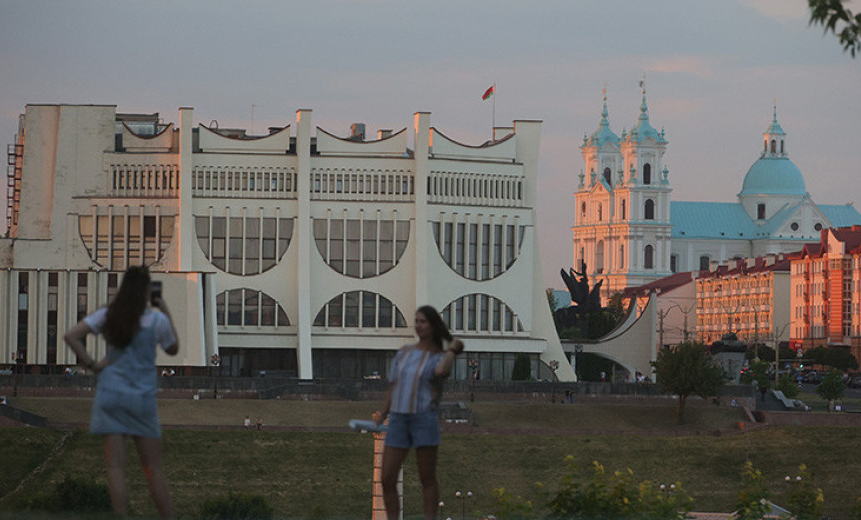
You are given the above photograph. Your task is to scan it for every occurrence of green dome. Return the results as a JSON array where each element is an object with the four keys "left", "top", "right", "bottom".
[{"left": 739, "top": 157, "right": 807, "bottom": 196}]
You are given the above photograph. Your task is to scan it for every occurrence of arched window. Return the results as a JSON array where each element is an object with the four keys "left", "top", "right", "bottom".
[
  {"left": 699, "top": 255, "right": 710, "bottom": 271},
  {"left": 757, "top": 203, "right": 766, "bottom": 220},
  {"left": 643, "top": 163, "right": 652, "bottom": 185},
  {"left": 644, "top": 245, "right": 654, "bottom": 269},
  {"left": 780, "top": 140, "right": 784, "bottom": 154},
  {"left": 644, "top": 199, "right": 655, "bottom": 220},
  {"left": 619, "top": 244, "right": 625, "bottom": 269},
  {"left": 621, "top": 199, "right": 627, "bottom": 220},
  {"left": 763, "top": 140, "right": 767, "bottom": 152},
  {"left": 596, "top": 240, "right": 605, "bottom": 273},
  {"left": 598, "top": 203, "right": 603, "bottom": 221},
  {"left": 580, "top": 202, "right": 586, "bottom": 221},
  {"left": 603, "top": 167, "right": 611, "bottom": 185},
  {"left": 579, "top": 248, "right": 585, "bottom": 271},
  {"left": 770, "top": 139, "right": 776, "bottom": 153}
]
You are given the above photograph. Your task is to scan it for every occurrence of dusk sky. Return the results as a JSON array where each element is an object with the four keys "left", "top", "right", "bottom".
[{"left": 1, "top": 0, "right": 859, "bottom": 289}]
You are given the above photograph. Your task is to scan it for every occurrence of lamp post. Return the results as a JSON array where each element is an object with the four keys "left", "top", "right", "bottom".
[
  {"left": 210, "top": 353, "right": 221, "bottom": 399},
  {"left": 660, "top": 483, "right": 676, "bottom": 498},
  {"left": 437, "top": 501, "right": 444, "bottom": 520},
  {"left": 454, "top": 491, "right": 473, "bottom": 520},
  {"left": 468, "top": 359, "right": 479, "bottom": 402},
  {"left": 12, "top": 352, "right": 22, "bottom": 398},
  {"left": 574, "top": 344, "right": 583, "bottom": 382},
  {"left": 549, "top": 360, "right": 559, "bottom": 403}
]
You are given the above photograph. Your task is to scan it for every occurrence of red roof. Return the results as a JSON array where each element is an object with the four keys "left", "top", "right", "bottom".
[{"left": 623, "top": 271, "right": 695, "bottom": 298}]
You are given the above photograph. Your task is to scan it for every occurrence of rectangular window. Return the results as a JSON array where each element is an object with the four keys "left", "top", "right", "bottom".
[
  {"left": 481, "top": 225, "right": 490, "bottom": 280},
  {"left": 469, "top": 224, "right": 478, "bottom": 279},
  {"left": 506, "top": 225, "right": 516, "bottom": 267},
  {"left": 216, "top": 292, "right": 226, "bottom": 326},
  {"left": 456, "top": 223, "right": 466, "bottom": 275},
  {"left": 363, "top": 220, "right": 377, "bottom": 278},
  {"left": 494, "top": 225, "right": 503, "bottom": 276},
  {"left": 362, "top": 292, "right": 376, "bottom": 328},
  {"left": 345, "top": 291, "right": 359, "bottom": 327},
  {"left": 443, "top": 222, "right": 453, "bottom": 265},
  {"left": 227, "top": 290, "right": 242, "bottom": 326}
]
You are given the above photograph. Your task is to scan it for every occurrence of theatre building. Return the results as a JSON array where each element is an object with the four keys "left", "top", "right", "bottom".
[{"left": 1, "top": 104, "right": 572, "bottom": 381}]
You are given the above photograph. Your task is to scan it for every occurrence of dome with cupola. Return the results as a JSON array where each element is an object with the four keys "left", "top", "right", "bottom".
[{"left": 738, "top": 107, "right": 807, "bottom": 197}]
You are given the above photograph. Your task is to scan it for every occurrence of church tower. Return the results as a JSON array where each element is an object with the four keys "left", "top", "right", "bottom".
[{"left": 573, "top": 84, "right": 673, "bottom": 301}]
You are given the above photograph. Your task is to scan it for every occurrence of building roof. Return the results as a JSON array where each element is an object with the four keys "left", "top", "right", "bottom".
[
  {"left": 622, "top": 271, "right": 696, "bottom": 298},
  {"left": 583, "top": 94, "right": 619, "bottom": 148},
  {"left": 738, "top": 157, "right": 807, "bottom": 197},
  {"left": 696, "top": 254, "right": 794, "bottom": 280},
  {"left": 820, "top": 204, "right": 861, "bottom": 228},
  {"left": 670, "top": 202, "right": 759, "bottom": 239},
  {"left": 626, "top": 91, "right": 666, "bottom": 144}
]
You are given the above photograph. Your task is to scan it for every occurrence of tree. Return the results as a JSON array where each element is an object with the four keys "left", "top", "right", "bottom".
[
  {"left": 735, "top": 461, "right": 770, "bottom": 520},
  {"left": 776, "top": 375, "right": 800, "bottom": 399},
  {"left": 805, "top": 345, "right": 858, "bottom": 371},
  {"left": 740, "top": 360, "right": 771, "bottom": 402},
  {"left": 511, "top": 353, "right": 531, "bottom": 381},
  {"left": 817, "top": 370, "right": 846, "bottom": 410},
  {"left": 809, "top": 0, "right": 861, "bottom": 57},
  {"left": 652, "top": 342, "right": 729, "bottom": 424}
]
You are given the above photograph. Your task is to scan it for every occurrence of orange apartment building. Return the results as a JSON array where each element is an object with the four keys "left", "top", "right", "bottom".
[
  {"left": 790, "top": 226, "right": 861, "bottom": 361},
  {"left": 696, "top": 254, "right": 793, "bottom": 347}
]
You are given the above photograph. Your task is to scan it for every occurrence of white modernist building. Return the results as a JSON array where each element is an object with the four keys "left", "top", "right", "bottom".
[
  {"left": 1, "top": 104, "right": 573, "bottom": 381},
  {"left": 573, "top": 88, "right": 861, "bottom": 301}
]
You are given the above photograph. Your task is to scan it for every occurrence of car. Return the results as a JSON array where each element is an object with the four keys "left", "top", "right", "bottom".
[{"left": 802, "top": 371, "right": 822, "bottom": 384}]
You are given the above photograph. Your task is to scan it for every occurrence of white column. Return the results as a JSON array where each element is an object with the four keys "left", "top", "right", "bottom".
[
  {"left": 178, "top": 107, "right": 194, "bottom": 271},
  {"left": 295, "top": 110, "right": 314, "bottom": 379},
  {"left": 413, "top": 113, "right": 430, "bottom": 308}
]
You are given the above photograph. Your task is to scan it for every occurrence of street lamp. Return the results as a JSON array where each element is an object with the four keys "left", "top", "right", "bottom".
[
  {"left": 210, "top": 353, "right": 221, "bottom": 399},
  {"left": 468, "top": 359, "right": 479, "bottom": 402},
  {"left": 549, "top": 360, "right": 559, "bottom": 403},
  {"left": 454, "top": 491, "right": 473, "bottom": 520},
  {"left": 660, "top": 483, "right": 676, "bottom": 498},
  {"left": 438, "top": 501, "right": 444, "bottom": 520}
]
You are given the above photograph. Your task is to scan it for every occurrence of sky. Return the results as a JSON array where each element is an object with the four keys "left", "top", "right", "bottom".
[{"left": 1, "top": 0, "right": 859, "bottom": 289}]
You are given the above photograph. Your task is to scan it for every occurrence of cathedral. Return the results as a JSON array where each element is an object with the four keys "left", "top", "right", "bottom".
[{"left": 572, "top": 87, "right": 861, "bottom": 300}]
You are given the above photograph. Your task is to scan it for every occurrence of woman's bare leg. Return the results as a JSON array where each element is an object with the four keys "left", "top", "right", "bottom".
[
  {"left": 415, "top": 445, "right": 440, "bottom": 520},
  {"left": 381, "top": 445, "right": 409, "bottom": 520},
  {"left": 133, "top": 436, "right": 174, "bottom": 519},
  {"left": 103, "top": 435, "right": 128, "bottom": 515}
]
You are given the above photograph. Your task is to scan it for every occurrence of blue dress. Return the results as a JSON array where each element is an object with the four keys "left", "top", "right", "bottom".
[{"left": 85, "top": 308, "right": 175, "bottom": 438}]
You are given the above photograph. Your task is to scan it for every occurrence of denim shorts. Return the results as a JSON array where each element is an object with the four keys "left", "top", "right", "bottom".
[{"left": 385, "top": 411, "right": 441, "bottom": 449}]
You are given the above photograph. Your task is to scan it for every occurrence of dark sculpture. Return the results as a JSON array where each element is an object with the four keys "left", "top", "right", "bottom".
[{"left": 555, "top": 263, "right": 603, "bottom": 329}]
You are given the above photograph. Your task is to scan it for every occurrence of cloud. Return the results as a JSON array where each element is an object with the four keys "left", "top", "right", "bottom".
[{"left": 736, "top": 0, "right": 808, "bottom": 23}]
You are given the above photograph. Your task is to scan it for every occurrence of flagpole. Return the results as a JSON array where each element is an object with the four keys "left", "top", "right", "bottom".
[{"left": 492, "top": 82, "right": 496, "bottom": 139}]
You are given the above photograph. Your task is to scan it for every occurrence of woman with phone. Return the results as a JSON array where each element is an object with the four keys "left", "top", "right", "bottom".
[
  {"left": 374, "top": 305, "right": 464, "bottom": 520},
  {"left": 64, "top": 265, "right": 179, "bottom": 519}
]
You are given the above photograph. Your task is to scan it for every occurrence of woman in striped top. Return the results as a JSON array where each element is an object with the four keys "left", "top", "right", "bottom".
[{"left": 374, "top": 305, "right": 464, "bottom": 520}]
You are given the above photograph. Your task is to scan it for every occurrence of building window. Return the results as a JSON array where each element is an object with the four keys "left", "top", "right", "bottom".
[
  {"left": 596, "top": 240, "right": 605, "bottom": 273},
  {"left": 315, "top": 217, "right": 409, "bottom": 278},
  {"left": 598, "top": 203, "right": 603, "bottom": 221},
  {"left": 643, "top": 163, "right": 651, "bottom": 185},
  {"left": 198, "top": 215, "right": 293, "bottom": 275},
  {"left": 433, "top": 218, "right": 524, "bottom": 281},
  {"left": 47, "top": 272, "right": 59, "bottom": 366},
  {"left": 17, "top": 272, "right": 28, "bottom": 359},
  {"left": 314, "top": 291, "right": 407, "bottom": 329},
  {"left": 619, "top": 245, "right": 625, "bottom": 269},
  {"left": 670, "top": 254, "right": 678, "bottom": 273},
  {"left": 644, "top": 245, "right": 654, "bottom": 269},
  {"left": 603, "top": 167, "right": 611, "bottom": 185},
  {"left": 757, "top": 203, "right": 766, "bottom": 220},
  {"left": 699, "top": 255, "right": 710, "bottom": 271},
  {"left": 580, "top": 202, "right": 586, "bottom": 222},
  {"left": 780, "top": 140, "right": 784, "bottom": 154},
  {"left": 771, "top": 140, "right": 776, "bottom": 153},
  {"left": 621, "top": 199, "right": 626, "bottom": 220},
  {"left": 814, "top": 223, "right": 822, "bottom": 231},
  {"left": 216, "top": 288, "right": 289, "bottom": 327},
  {"left": 79, "top": 214, "right": 175, "bottom": 270},
  {"left": 644, "top": 199, "right": 655, "bottom": 220},
  {"left": 791, "top": 222, "right": 799, "bottom": 231},
  {"left": 441, "top": 294, "right": 524, "bottom": 333}
]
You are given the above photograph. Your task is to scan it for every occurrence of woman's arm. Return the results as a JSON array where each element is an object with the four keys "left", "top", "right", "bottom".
[
  {"left": 63, "top": 320, "right": 97, "bottom": 372},
  {"left": 374, "top": 385, "right": 393, "bottom": 426},
  {"left": 154, "top": 298, "right": 180, "bottom": 356},
  {"left": 434, "top": 338, "right": 464, "bottom": 378}
]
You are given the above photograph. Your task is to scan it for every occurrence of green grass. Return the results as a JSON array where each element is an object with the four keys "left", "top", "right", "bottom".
[{"left": 2, "top": 399, "right": 860, "bottom": 519}]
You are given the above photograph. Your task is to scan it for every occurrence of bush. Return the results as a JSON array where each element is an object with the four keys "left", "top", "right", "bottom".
[
  {"left": 776, "top": 375, "right": 800, "bottom": 399},
  {"left": 200, "top": 492, "right": 273, "bottom": 520}
]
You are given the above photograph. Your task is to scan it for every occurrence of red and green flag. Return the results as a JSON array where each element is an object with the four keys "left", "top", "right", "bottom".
[{"left": 481, "top": 85, "right": 494, "bottom": 100}]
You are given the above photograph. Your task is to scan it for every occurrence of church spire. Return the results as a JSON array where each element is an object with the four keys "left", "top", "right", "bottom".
[{"left": 583, "top": 84, "right": 619, "bottom": 148}]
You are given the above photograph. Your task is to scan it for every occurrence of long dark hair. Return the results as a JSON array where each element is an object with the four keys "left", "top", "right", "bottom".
[
  {"left": 416, "top": 305, "right": 453, "bottom": 351},
  {"left": 103, "top": 265, "right": 151, "bottom": 348}
]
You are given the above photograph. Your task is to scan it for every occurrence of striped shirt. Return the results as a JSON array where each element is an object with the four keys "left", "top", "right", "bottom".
[{"left": 389, "top": 345, "right": 445, "bottom": 414}]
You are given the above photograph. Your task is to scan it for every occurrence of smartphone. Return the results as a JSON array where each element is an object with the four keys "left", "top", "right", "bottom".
[{"left": 150, "top": 281, "right": 163, "bottom": 306}]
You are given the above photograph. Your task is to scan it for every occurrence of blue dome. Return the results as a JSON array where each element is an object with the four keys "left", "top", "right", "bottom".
[{"left": 739, "top": 157, "right": 807, "bottom": 196}]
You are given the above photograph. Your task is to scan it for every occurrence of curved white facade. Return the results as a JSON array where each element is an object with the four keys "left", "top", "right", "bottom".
[{"left": 1, "top": 104, "right": 573, "bottom": 381}]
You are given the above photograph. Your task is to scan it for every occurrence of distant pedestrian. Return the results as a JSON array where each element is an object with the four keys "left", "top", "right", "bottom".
[
  {"left": 600, "top": 371, "right": 606, "bottom": 382},
  {"left": 244, "top": 416, "right": 252, "bottom": 429},
  {"left": 256, "top": 417, "right": 263, "bottom": 431},
  {"left": 63, "top": 265, "right": 178, "bottom": 519}
]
